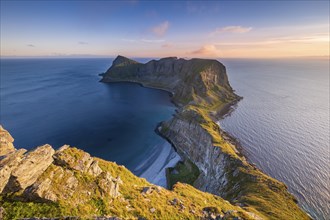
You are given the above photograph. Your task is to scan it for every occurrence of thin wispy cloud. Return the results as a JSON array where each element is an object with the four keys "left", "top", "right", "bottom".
[
  {"left": 121, "top": 38, "right": 164, "bottom": 43},
  {"left": 190, "top": 44, "right": 220, "bottom": 56},
  {"left": 27, "top": 44, "right": 35, "bottom": 47},
  {"left": 162, "top": 43, "right": 173, "bottom": 48},
  {"left": 78, "top": 41, "right": 88, "bottom": 45},
  {"left": 211, "top": 26, "right": 252, "bottom": 36},
  {"left": 141, "top": 39, "right": 165, "bottom": 43},
  {"left": 121, "top": 38, "right": 137, "bottom": 43},
  {"left": 151, "top": 21, "right": 170, "bottom": 37}
]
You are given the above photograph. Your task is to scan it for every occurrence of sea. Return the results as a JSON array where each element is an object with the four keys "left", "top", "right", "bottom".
[
  {"left": 0, "top": 58, "right": 179, "bottom": 187},
  {"left": 0, "top": 58, "right": 328, "bottom": 219},
  {"left": 219, "top": 58, "right": 329, "bottom": 220}
]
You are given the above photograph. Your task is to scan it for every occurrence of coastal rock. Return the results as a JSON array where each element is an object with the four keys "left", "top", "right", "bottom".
[
  {"left": 161, "top": 114, "right": 229, "bottom": 195},
  {"left": 0, "top": 148, "right": 27, "bottom": 193},
  {"left": 0, "top": 165, "right": 11, "bottom": 193},
  {"left": 53, "top": 147, "right": 94, "bottom": 172},
  {"left": 53, "top": 146, "right": 102, "bottom": 177},
  {"left": 0, "top": 125, "right": 16, "bottom": 156},
  {"left": 24, "top": 178, "right": 58, "bottom": 202},
  {"left": 3, "top": 144, "right": 55, "bottom": 193},
  {"left": 97, "top": 172, "right": 122, "bottom": 198},
  {"left": 102, "top": 56, "right": 238, "bottom": 106},
  {"left": 24, "top": 165, "right": 79, "bottom": 202},
  {"left": 87, "top": 160, "right": 103, "bottom": 177},
  {"left": 0, "top": 148, "right": 27, "bottom": 169}
]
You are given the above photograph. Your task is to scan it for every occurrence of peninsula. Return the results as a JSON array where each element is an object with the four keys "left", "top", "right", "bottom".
[
  {"left": 0, "top": 56, "right": 310, "bottom": 219},
  {"left": 101, "top": 56, "right": 310, "bottom": 219}
]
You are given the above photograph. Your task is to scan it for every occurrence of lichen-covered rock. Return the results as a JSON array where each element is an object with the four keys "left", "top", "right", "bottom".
[
  {"left": 53, "top": 147, "right": 93, "bottom": 171},
  {"left": 97, "top": 172, "right": 122, "bottom": 198},
  {"left": 87, "top": 160, "right": 103, "bottom": 177},
  {"left": 24, "top": 165, "right": 78, "bottom": 202},
  {"left": 0, "top": 165, "right": 11, "bottom": 193},
  {"left": 24, "top": 178, "right": 57, "bottom": 202},
  {"left": 0, "top": 126, "right": 16, "bottom": 156},
  {"left": 3, "top": 144, "right": 55, "bottom": 193},
  {"left": 0, "top": 148, "right": 27, "bottom": 168}
]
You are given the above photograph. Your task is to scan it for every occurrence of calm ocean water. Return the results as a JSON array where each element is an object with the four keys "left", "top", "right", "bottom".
[
  {"left": 0, "top": 58, "right": 176, "bottom": 174},
  {"left": 1, "top": 58, "right": 328, "bottom": 219},
  {"left": 219, "top": 58, "right": 329, "bottom": 220}
]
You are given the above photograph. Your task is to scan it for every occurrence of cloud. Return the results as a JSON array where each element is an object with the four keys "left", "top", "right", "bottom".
[
  {"left": 190, "top": 44, "right": 220, "bottom": 56},
  {"left": 151, "top": 21, "right": 169, "bottom": 37},
  {"left": 27, "top": 44, "right": 35, "bottom": 47},
  {"left": 141, "top": 39, "right": 165, "bottom": 43},
  {"left": 121, "top": 38, "right": 164, "bottom": 43},
  {"left": 211, "top": 26, "right": 252, "bottom": 35},
  {"left": 121, "top": 38, "right": 137, "bottom": 43},
  {"left": 162, "top": 43, "right": 173, "bottom": 48},
  {"left": 78, "top": 41, "right": 88, "bottom": 45}
]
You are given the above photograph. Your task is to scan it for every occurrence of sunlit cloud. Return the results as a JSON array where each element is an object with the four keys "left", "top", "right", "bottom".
[
  {"left": 121, "top": 38, "right": 137, "bottom": 43},
  {"left": 211, "top": 26, "right": 252, "bottom": 36},
  {"left": 27, "top": 44, "right": 35, "bottom": 47},
  {"left": 121, "top": 38, "right": 164, "bottom": 43},
  {"left": 141, "top": 39, "right": 165, "bottom": 43},
  {"left": 267, "top": 33, "right": 329, "bottom": 44},
  {"left": 190, "top": 44, "right": 221, "bottom": 56},
  {"left": 151, "top": 21, "right": 170, "bottom": 37},
  {"left": 162, "top": 43, "right": 173, "bottom": 48}
]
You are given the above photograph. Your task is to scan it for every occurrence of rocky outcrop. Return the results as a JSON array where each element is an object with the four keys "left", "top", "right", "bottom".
[
  {"left": 160, "top": 114, "right": 229, "bottom": 194},
  {"left": 2, "top": 144, "right": 55, "bottom": 193},
  {"left": 0, "top": 126, "right": 254, "bottom": 220},
  {"left": 53, "top": 145, "right": 102, "bottom": 177},
  {"left": 0, "top": 135, "right": 120, "bottom": 203},
  {"left": 97, "top": 172, "right": 122, "bottom": 198},
  {"left": 0, "top": 126, "right": 16, "bottom": 156},
  {"left": 102, "top": 56, "right": 238, "bottom": 107}
]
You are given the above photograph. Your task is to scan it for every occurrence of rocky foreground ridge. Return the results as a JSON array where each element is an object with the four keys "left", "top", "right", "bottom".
[
  {"left": 0, "top": 126, "right": 259, "bottom": 219},
  {"left": 102, "top": 56, "right": 310, "bottom": 220}
]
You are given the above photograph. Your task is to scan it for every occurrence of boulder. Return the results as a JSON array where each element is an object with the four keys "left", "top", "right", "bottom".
[
  {"left": 0, "top": 165, "right": 11, "bottom": 193},
  {"left": 0, "top": 148, "right": 27, "bottom": 168},
  {"left": 97, "top": 172, "right": 122, "bottom": 198},
  {"left": 24, "top": 165, "right": 78, "bottom": 202},
  {"left": 3, "top": 144, "right": 55, "bottom": 193},
  {"left": 0, "top": 126, "right": 16, "bottom": 156},
  {"left": 87, "top": 160, "right": 103, "bottom": 177},
  {"left": 53, "top": 147, "right": 94, "bottom": 172}
]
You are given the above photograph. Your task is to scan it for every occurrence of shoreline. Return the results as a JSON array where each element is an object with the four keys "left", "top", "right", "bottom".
[
  {"left": 103, "top": 79, "right": 245, "bottom": 183},
  {"left": 101, "top": 56, "right": 310, "bottom": 219},
  {"left": 136, "top": 141, "right": 181, "bottom": 187}
]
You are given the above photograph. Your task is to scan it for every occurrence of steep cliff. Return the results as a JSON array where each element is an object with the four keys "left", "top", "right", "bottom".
[
  {"left": 0, "top": 125, "right": 257, "bottom": 219},
  {"left": 102, "top": 56, "right": 310, "bottom": 220},
  {"left": 102, "top": 56, "right": 238, "bottom": 108}
]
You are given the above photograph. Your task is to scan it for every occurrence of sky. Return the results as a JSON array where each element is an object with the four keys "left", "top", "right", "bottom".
[{"left": 0, "top": 0, "right": 329, "bottom": 58}]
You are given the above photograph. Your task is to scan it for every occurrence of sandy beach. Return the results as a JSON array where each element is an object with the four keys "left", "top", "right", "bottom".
[{"left": 134, "top": 141, "right": 181, "bottom": 187}]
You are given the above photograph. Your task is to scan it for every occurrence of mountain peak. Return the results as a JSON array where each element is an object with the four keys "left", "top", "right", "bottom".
[{"left": 112, "top": 55, "right": 139, "bottom": 66}]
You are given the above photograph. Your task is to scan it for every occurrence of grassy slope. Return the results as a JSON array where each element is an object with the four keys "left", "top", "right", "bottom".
[{"left": 0, "top": 148, "right": 252, "bottom": 220}]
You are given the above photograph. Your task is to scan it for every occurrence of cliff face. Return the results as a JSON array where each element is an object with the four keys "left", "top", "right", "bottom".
[
  {"left": 102, "top": 56, "right": 310, "bottom": 220},
  {"left": 0, "top": 125, "right": 257, "bottom": 220},
  {"left": 102, "top": 56, "right": 238, "bottom": 107}
]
